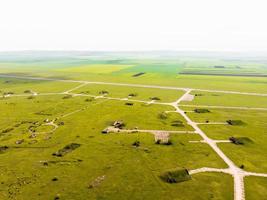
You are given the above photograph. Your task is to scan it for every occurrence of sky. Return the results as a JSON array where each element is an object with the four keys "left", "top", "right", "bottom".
[{"left": 0, "top": 0, "right": 267, "bottom": 52}]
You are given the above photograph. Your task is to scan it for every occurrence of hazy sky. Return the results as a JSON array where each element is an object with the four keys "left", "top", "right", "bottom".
[{"left": 0, "top": 0, "right": 267, "bottom": 51}]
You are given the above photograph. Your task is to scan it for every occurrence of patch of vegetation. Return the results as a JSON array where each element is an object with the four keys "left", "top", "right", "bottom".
[
  {"left": 85, "top": 97, "right": 94, "bottom": 102},
  {"left": 226, "top": 120, "right": 245, "bottom": 126},
  {"left": 160, "top": 168, "right": 191, "bottom": 183},
  {"left": 35, "top": 110, "right": 53, "bottom": 116},
  {"left": 194, "top": 108, "right": 210, "bottom": 113},
  {"left": 214, "top": 66, "right": 225, "bottom": 68},
  {"left": 80, "top": 90, "right": 90, "bottom": 94},
  {"left": 171, "top": 120, "right": 184, "bottom": 127},
  {"left": 158, "top": 112, "right": 168, "bottom": 120},
  {"left": 0, "top": 146, "right": 8, "bottom": 153},
  {"left": 99, "top": 90, "right": 109, "bottom": 95},
  {"left": 150, "top": 97, "right": 161, "bottom": 101},
  {"left": 24, "top": 90, "right": 32, "bottom": 93},
  {"left": 194, "top": 93, "right": 204, "bottom": 96},
  {"left": 132, "top": 140, "right": 140, "bottom": 147},
  {"left": 132, "top": 72, "right": 145, "bottom": 77},
  {"left": 27, "top": 96, "right": 35, "bottom": 99},
  {"left": 229, "top": 137, "right": 253, "bottom": 145},
  {"left": 52, "top": 143, "right": 81, "bottom": 157},
  {"left": 155, "top": 139, "right": 172, "bottom": 145},
  {"left": 2, "top": 127, "right": 14, "bottom": 133},
  {"left": 3, "top": 91, "right": 14, "bottom": 95},
  {"left": 62, "top": 94, "right": 72, "bottom": 99},
  {"left": 128, "top": 93, "right": 138, "bottom": 97}
]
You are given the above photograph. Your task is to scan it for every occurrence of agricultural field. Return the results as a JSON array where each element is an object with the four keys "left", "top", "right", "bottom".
[{"left": 0, "top": 52, "right": 267, "bottom": 200}]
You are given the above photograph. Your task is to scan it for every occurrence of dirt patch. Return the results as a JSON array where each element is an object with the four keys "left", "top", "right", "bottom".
[
  {"left": 88, "top": 175, "right": 105, "bottom": 188},
  {"left": 181, "top": 93, "right": 195, "bottom": 101}
]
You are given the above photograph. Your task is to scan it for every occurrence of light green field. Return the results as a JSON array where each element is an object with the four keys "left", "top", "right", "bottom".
[
  {"left": 0, "top": 77, "right": 81, "bottom": 94},
  {"left": 57, "top": 64, "right": 134, "bottom": 74}
]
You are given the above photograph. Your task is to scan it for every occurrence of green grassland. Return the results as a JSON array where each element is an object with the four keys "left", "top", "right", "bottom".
[
  {"left": 182, "top": 91, "right": 267, "bottom": 108},
  {"left": 0, "top": 53, "right": 267, "bottom": 200},
  {"left": 74, "top": 83, "right": 185, "bottom": 102},
  {"left": 245, "top": 176, "right": 267, "bottom": 200},
  {"left": 0, "top": 77, "right": 81, "bottom": 94},
  {"left": 184, "top": 108, "right": 267, "bottom": 172},
  {"left": 0, "top": 93, "right": 229, "bottom": 199}
]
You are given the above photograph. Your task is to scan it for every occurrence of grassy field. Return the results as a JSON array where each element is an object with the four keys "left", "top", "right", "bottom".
[
  {"left": 184, "top": 108, "right": 267, "bottom": 172},
  {"left": 245, "top": 176, "right": 267, "bottom": 200},
  {"left": 0, "top": 94, "right": 228, "bottom": 199},
  {"left": 182, "top": 91, "right": 267, "bottom": 108},
  {"left": 74, "top": 83, "right": 185, "bottom": 102},
  {"left": 0, "top": 53, "right": 266, "bottom": 199}
]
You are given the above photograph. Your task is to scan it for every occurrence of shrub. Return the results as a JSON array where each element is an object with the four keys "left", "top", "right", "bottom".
[
  {"left": 150, "top": 97, "right": 161, "bottom": 101},
  {"left": 52, "top": 177, "right": 58, "bottom": 181},
  {"left": 85, "top": 98, "right": 94, "bottom": 102},
  {"left": 99, "top": 90, "right": 109, "bottom": 95},
  {"left": 2, "top": 127, "right": 14, "bottom": 133},
  {"left": 24, "top": 90, "right": 32, "bottom": 93},
  {"left": 132, "top": 140, "right": 140, "bottom": 147},
  {"left": 158, "top": 112, "right": 168, "bottom": 120},
  {"left": 62, "top": 95, "right": 72, "bottom": 99},
  {"left": 171, "top": 120, "right": 184, "bottom": 127},
  {"left": 128, "top": 93, "right": 138, "bottom": 97},
  {"left": 226, "top": 120, "right": 245, "bottom": 126},
  {"left": 229, "top": 137, "right": 253, "bottom": 145},
  {"left": 194, "top": 108, "right": 210, "bottom": 113},
  {"left": 162, "top": 140, "right": 172, "bottom": 145},
  {"left": 27, "top": 96, "right": 35, "bottom": 99},
  {"left": 0, "top": 146, "right": 8, "bottom": 153},
  {"left": 155, "top": 139, "right": 161, "bottom": 144}
]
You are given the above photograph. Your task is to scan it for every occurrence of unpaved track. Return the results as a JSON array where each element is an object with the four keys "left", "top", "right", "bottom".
[
  {"left": 174, "top": 90, "right": 246, "bottom": 200},
  {"left": 189, "top": 167, "right": 232, "bottom": 175},
  {"left": 1, "top": 74, "right": 267, "bottom": 96}
]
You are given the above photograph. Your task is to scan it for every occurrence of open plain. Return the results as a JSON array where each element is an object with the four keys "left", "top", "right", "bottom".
[{"left": 0, "top": 52, "right": 266, "bottom": 200}]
